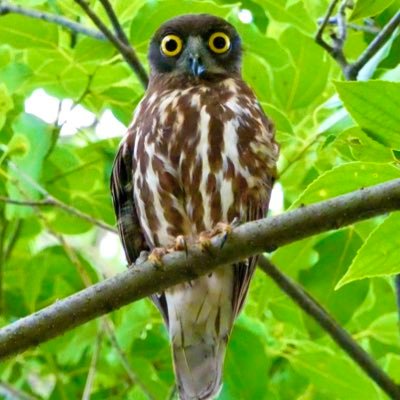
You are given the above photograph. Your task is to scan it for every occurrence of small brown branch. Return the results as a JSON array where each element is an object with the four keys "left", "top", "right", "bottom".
[
  {"left": 0, "top": 1, "right": 105, "bottom": 40},
  {"left": 99, "top": 0, "right": 130, "bottom": 45},
  {"left": 0, "top": 179, "right": 399, "bottom": 361},
  {"left": 258, "top": 256, "right": 400, "bottom": 400},
  {"left": 315, "top": 3, "right": 400, "bottom": 80},
  {"left": 347, "top": 11, "right": 400, "bottom": 80},
  {"left": 82, "top": 332, "right": 102, "bottom": 400},
  {"left": 73, "top": 0, "right": 148, "bottom": 88},
  {"left": 315, "top": 0, "right": 340, "bottom": 54},
  {"left": 0, "top": 195, "right": 117, "bottom": 234}
]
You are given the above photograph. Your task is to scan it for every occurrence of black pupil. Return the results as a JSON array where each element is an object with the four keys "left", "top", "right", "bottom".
[
  {"left": 165, "top": 39, "right": 178, "bottom": 52},
  {"left": 213, "top": 36, "right": 226, "bottom": 49}
]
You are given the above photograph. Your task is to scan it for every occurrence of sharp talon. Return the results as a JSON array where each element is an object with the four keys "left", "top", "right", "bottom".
[
  {"left": 230, "top": 216, "right": 240, "bottom": 228},
  {"left": 134, "top": 250, "right": 149, "bottom": 267},
  {"left": 148, "top": 247, "right": 166, "bottom": 268},
  {"left": 220, "top": 232, "right": 228, "bottom": 249},
  {"left": 174, "top": 235, "right": 186, "bottom": 251},
  {"left": 173, "top": 235, "right": 189, "bottom": 260}
]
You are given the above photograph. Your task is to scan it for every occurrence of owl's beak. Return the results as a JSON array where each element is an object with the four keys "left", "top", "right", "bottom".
[{"left": 188, "top": 55, "right": 206, "bottom": 77}]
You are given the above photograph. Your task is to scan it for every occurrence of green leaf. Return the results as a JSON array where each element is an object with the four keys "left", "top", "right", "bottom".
[
  {"left": 334, "top": 127, "right": 395, "bottom": 162},
  {"left": 0, "top": 15, "right": 58, "bottom": 49},
  {"left": 292, "top": 162, "right": 400, "bottom": 207},
  {"left": 256, "top": 0, "right": 316, "bottom": 35},
  {"left": 337, "top": 213, "right": 400, "bottom": 287},
  {"left": 228, "top": 15, "right": 289, "bottom": 68},
  {"left": 221, "top": 324, "right": 271, "bottom": 399},
  {"left": 130, "top": 356, "right": 170, "bottom": 399},
  {"left": 274, "top": 27, "right": 329, "bottom": 110},
  {"left": 335, "top": 81, "right": 400, "bottom": 149},
  {"left": 6, "top": 113, "right": 52, "bottom": 219},
  {"left": 367, "top": 313, "right": 400, "bottom": 347},
  {"left": 350, "top": 0, "right": 395, "bottom": 21},
  {"left": 0, "top": 83, "right": 14, "bottom": 130},
  {"left": 299, "top": 230, "right": 368, "bottom": 331},
  {"left": 385, "top": 353, "right": 400, "bottom": 384},
  {"left": 287, "top": 341, "right": 382, "bottom": 399}
]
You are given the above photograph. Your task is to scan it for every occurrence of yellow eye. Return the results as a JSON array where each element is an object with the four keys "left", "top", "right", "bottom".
[
  {"left": 208, "top": 32, "right": 231, "bottom": 54},
  {"left": 160, "top": 34, "right": 183, "bottom": 57}
]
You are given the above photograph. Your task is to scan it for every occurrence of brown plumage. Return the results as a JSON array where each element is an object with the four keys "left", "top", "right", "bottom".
[{"left": 111, "top": 14, "right": 278, "bottom": 400}]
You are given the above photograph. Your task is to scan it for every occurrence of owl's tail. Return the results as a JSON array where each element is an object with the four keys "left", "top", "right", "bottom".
[{"left": 172, "top": 339, "right": 227, "bottom": 400}]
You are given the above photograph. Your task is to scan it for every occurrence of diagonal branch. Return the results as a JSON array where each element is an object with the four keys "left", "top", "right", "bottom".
[
  {"left": 98, "top": 0, "right": 131, "bottom": 45},
  {"left": 0, "top": 179, "right": 399, "bottom": 361},
  {"left": 348, "top": 11, "right": 400, "bottom": 80},
  {"left": 0, "top": 1, "right": 105, "bottom": 40},
  {"left": 0, "top": 195, "right": 117, "bottom": 233},
  {"left": 73, "top": 0, "right": 148, "bottom": 88},
  {"left": 258, "top": 256, "right": 400, "bottom": 399}
]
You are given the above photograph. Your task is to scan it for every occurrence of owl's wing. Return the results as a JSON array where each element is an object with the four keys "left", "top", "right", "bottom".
[
  {"left": 110, "top": 137, "right": 170, "bottom": 323},
  {"left": 232, "top": 108, "right": 277, "bottom": 317},
  {"left": 110, "top": 139, "right": 148, "bottom": 264}
]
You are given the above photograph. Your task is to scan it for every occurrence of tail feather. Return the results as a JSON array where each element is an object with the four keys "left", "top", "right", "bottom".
[{"left": 173, "top": 340, "right": 226, "bottom": 400}]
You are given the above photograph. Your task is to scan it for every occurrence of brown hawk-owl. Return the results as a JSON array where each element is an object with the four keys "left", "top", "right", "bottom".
[{"left": 111, "top": 14, "right": 278, "bottom": 400}]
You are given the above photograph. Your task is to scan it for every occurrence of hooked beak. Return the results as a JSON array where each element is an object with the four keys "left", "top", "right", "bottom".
[{"left": 188, "top": 55, "right": 206, "bottom": 77}]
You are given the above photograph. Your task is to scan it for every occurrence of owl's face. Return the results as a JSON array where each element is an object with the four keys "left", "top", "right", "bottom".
[{"left": 148, "top": 14, "right": 242, "bottom": 79}]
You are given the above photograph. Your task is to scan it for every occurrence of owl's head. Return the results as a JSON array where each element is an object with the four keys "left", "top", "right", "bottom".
[{"left": 148, "top": 14, "right": 242, "bottom": 79}]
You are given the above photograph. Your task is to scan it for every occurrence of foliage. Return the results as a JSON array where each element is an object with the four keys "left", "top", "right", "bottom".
[{"left": 0, "top": 0, "right": 399, "bottom": 399}]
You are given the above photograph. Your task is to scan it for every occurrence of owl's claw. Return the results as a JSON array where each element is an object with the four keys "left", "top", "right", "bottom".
[
  {"left": 198, "top": 218, "right": 240, "bottom": 251},
  {"left": 174, "top": 235, "right": 189, "bottom": 259},
  {"left": 148, "top": 247, "right": 167, "bottom": 268}
]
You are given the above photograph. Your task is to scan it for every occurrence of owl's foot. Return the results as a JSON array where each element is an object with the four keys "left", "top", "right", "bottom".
[
  {"left": 199, "top": 218, "right": 240, "bottom": 251},
  {"left": 148, "top": 247, "right": 168, "bottom": 268},
  {"left": 148, "top": 236, "right": 189, "bottom": 267}
]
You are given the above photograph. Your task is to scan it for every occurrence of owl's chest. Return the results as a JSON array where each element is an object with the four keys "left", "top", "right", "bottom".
[{"left": 133, "top": 87, "right": 269, "bottom": 184}]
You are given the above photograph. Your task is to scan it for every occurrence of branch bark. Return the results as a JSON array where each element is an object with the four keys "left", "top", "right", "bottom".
[
  {"left": 258, "top": 256, "right": 400, "bottom": 399},
  {"left": 0, "top": 179, "right": 399, "bottom": 361},
  {"left": 73, "top": 0, "right": 148, "bottom": 88},
  {"left": 315, "top": 1, "right": 400, "bottom": 80},
  {"left": 0, "top": 1, "right": 105, "bottom": 40}
]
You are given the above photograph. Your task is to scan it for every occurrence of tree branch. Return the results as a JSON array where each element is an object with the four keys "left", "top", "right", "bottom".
[
  {"left": 0, "top": 195, "right": 117, "bottom": 234},
  {"left": 258, "top": 256, "right": 400, "bottom": 399},
  {"left": 98, "top": 0, "right": 131, "bottom": 46},
  {"left": 73, "top": 0, "right": 148, "bottom": 88},
  {"left": 0, "top": 179, "right": 399, "bottom": 361},
  {"left": 315, "top": 1, "right": 400, "bottom": 80},
  {"left": 0, "top": 1, "right": 105, "bottom": 40},
  {"left": 348, "top": 11, "right": 400, "bottom": 80}
]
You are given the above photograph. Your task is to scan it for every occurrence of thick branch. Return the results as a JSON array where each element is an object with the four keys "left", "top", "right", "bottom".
[
  {"left": 73, "top": 0, "right": 148, "bottom": 88},
  {"left": 0, "top": 179, "right": 399, "bottom": 360},
  {"left": 0, "top": 1, "right": 105, "bottom": 40},
  {"left": 258, "top": 256, "right": 400, "bottom": 399}
]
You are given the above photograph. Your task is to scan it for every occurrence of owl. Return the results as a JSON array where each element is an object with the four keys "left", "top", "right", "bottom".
[{"left": 111, "top": 14, "right": 278, "bottom": 400}]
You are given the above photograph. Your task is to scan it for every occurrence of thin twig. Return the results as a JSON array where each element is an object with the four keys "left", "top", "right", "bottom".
[
  {"left": 347, "top": 11, "right": 400, "bottom": 80},
  {"left": 318, "top": 17, "right": 381, "bottom": 34},
  {"left": 0, "top": 195, "right": 117, "bottom": 234},
  {"left": 258, "top": 256, "right": 400, "bottom": 400},
  {"left": 0, "top": 179, "right": 399, "bottom": 360},
  {"left": 98, "top": 0, "right": 130, "bottom": 45},
  {"left": 316, "top": 3, "right": 400, "bottom": 80},
  {"left": 73, "top": 0, "right": 148, "bottom": 88},
  {"left": 0, "top": 1, "right": 105, "bottom": 40},
  {"left": 82, "top": 332, "right": 102, "bottom": 400},
  {"left": 315, "top": 0, "right": 340, "bottom": 53}
]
